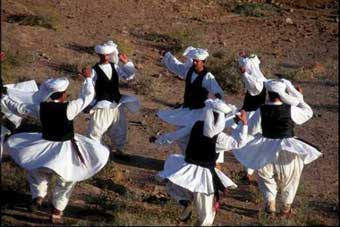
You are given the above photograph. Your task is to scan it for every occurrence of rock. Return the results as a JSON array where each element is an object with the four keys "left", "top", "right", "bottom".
[
  {"left": 285, "top": 17, "right": 294, "bottom": 25},
  {"left": 289, "top": 8, "right": 294, "bottom": 13}
]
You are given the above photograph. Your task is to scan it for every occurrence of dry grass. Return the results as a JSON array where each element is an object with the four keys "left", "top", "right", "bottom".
[{"left": 208, "top": 50, "right": 244, "bottom": 94}]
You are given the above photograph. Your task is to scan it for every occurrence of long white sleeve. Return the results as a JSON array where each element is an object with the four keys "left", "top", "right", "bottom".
[
  {"left": 245, "top": 108, "right": 262, "bottom": 136},
  {"left": 66, "top": 78, "right": 95, "bottom": 120},
  {"left": 203, "top": 72, "right": 224, "bottom": 99},
  {"left": 162, "top": 52, "right": 189, "bottom": 79},
  {"left": 155, "top": 125, "right": 192, "bottom": 145},
  {"left": 290, "top": 100, "right": 313, "bottom": 125},
  {"left": 215, "top": 125, "right": 248, "bottom": 152},
  {"left": 1, "top": 95, "right": 39, "bottom": 118}
]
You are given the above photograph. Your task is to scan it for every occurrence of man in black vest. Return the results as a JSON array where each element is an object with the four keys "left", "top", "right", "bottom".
[
  {"left": 237, "top": 51, "right": 267, "bottom": 183},
  {"left": 233, "top": 79, "right": 322, "bottom": 217},
  {"left": 154, "top": 99, "right": 249, "bottom": 226},
  {"left": 3, "top": 72, "right": 110, "bottom": 224},
  {"left": 85, "top": 42, "right": 138, "bottom": 155}
]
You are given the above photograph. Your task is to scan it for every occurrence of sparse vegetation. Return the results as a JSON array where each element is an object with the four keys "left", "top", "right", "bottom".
[
  {"left": 232, "top": 3, "right": 281, "bottom": 17},
  {"left": 7, "top": 14, "right": 57, "bottom": 30},
  {"left": 208, "top": 51, "right": 244, "bottom": 94}
]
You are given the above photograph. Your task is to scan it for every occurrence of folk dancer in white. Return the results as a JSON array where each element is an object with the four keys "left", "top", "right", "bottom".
[
  {"left": 86, "top": 41, "right": 140, "bottom": 154},
  {"left": 158, "top": 47, "right": 235, "bottom": 157},
  {"left": 3, "top": 74, "right": 110, "bottom": 224},
  {"left": 233, "top": 79, "right": 322, "bottom": 217},
  {"left": 154, "top": 99, "right": 248, "bottom": 226},
  {"left": 229, "top": 51, "right": 268, "bottom": 183}
]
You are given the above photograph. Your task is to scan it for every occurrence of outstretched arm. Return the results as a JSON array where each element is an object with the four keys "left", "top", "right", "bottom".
[
  {"left": 66, "top": 69, "right": 95, "bottom": 120},
  {"left": 152, "top": 125, "right": 192, "bottom": 145},
  {"left": 161, "top": 51, "right": 189, "bottom": 79},
  {"left": 1, "top": 95, "right": 39, "bottom": 118}
]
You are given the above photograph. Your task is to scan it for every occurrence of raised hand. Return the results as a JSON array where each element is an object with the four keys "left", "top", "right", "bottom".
[
  {"left": 119, "top": 53, "right": 129, "bottom": 64},
  {"left": 80, "top": 67, "right": 92, "bottom": 78}
]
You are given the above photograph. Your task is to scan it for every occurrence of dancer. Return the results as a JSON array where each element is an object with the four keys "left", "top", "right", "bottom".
[
  {"left": 233, "top": 79, "right": 322, "bottom": 217},
  {"left": 3, "top": 72, "right": 110, "bottom": 223}
]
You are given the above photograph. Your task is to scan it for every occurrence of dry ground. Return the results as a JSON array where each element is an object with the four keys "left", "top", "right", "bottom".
[{"left": 1, "top": 0, "right": 338, "bottom": 226}]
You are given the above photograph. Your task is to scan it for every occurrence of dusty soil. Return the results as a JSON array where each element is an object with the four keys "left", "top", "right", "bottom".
[{"left": 1, "top": 0, "right": 338, "bottom": 226}]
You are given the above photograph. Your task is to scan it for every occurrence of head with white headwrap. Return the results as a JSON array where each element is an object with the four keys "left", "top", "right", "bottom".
[
  {"left": 238, "top": 53, "right": 266, "bottom": 82},
  {"left": 202, "top": 99, "right": 233, "bottom": 138},
  {"left": 45, "top": 77, "right": 70, "bottom": 101},
  {"left": 265, "top": 79, "right": 300, "bottom": 106},
  {"left": 106, "top": 40, "right": 119, "bottom": 65},
  {"left": 95, "top": 43, "right": 115, "bottom": 63},
  {"left": 182, "top": 46, "right": 209, "bottom": 72}
]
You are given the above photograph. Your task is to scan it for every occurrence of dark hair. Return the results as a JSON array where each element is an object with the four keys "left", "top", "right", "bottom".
[
  {"left": 268, "top": 91, "right": 281, "bottom": 101},
  {"left": 50, "top": 91, "right": 65, "bottom": 100}
]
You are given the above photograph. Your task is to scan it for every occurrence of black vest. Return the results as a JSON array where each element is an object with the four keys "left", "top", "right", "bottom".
[
  {"left": 40, "top": 102, "right": 74, "bottom": 141},
  {"left": 260, "top": 104, "right": 295, "bottom": 139},
  {"left": 183, "top": 67, "right": 209, "bottom": 110},
  {"left": 185, "top": 121, "right": 219, "bottom": 168},
  {"left": 93, "top": 63, "right": 121, "bottom": 103},
  {"left": 242, "top": 83, "right": 266, "bottom": 112}
]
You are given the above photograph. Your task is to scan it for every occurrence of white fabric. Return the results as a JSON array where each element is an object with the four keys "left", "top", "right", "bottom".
[
  {"left": 158, "top": 52, "right": 224, "bottom": 127},
  {"left": 5, "top": 133, "right": 110, "bottom": 182},
  {"left": 27, "top": 168, "right": 76, "bottom": 211},
  {"left": 256, "top": 150, "right": 304, "bottom": 205},
  {"left": 3, "top": 78, "right": 110, "bottom": 181},
  {"left": 95, "top": 44, "right": 115, "bottom": 55},
  {"left": 265, "top": 79, "right": 300, "bottom": 106},
  {"left": 2, "top": 78, "right": 95, "bottom": 121},
  {"left": 203, "top": 99, "right": 232, "bottom": 138},
  {"left": 233, "top": 99, "right": 321, "bottom": 170},
  {"left": 158, "top": 154, "right": 237, "bottom": 194},
  {"left": 46, "top": 77, "right": 69, "bottom": 93},
  {"left": 106, "top": 40, "right": 119, "bottom": 65},
  {"left": 238, "top": 54, "right": 267, "bottom": 96},
  {"left": 182, "top": 46, "right": 209, "bottom": 61},
  {"left": 194, "top": 192, "right": 216, "bottom": 226}
]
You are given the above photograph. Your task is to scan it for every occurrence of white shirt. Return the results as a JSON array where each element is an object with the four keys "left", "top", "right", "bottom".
[
  {"left": 162, "top": 52, "right": 224, "bottom": 99},
  {"left": 2, "top": 78, "right": 95, "bottom": 121}
]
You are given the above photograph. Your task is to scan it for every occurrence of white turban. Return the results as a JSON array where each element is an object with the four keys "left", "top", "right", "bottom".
[
  {"left": 265, "top": 79, "right": 300, "bottom": 106},
  {"left": 95, "top": 43, "right": 115, "bottom": 55},
  {"left": 183, "top": 46, "right": 209, "bottom": 61},
  {"left": 106, "top": 40, "right": 120, "bottom": 64},
  {"left": 238, "top": 54, "right": 267, "bottom": 82},
  {"left": 43, "top": 77, "right": 69, "bottom": 100},
  {"left": 202, "top": 99, "right": 232, "bottom": 138}
]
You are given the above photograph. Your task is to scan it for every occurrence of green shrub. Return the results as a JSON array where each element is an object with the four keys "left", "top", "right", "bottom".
[
  {"left": 232, "top": 3, "right": 281, "bottom": 17},
  {"left": 7, "top": 14, "right": 57, "bottom": 30}
]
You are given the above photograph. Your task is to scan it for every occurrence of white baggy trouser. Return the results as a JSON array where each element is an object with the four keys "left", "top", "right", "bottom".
[
  {"left": 166, "top": 182, "right": 216, "bottom": 226},
  {"left": 87, "top": 107, "right": 127, "bottom": 151},
  {"left": 27, "top": 168, "right": 76, "bottom": 211},
  {"left": 256, "top": 150, "right": 304, "bottom": 206}
]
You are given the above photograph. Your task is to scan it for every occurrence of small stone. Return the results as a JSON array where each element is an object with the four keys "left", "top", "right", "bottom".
[
  {"left": 289, "top": 8, "right": 294, "bottom": 13},
  {"left": 285, "top": 17, "right": 294, "bottom": 25}
]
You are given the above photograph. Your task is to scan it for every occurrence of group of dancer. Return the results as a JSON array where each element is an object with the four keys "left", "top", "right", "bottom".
[{"left": 0, "top": 43, "right": 322, "bottom": 226}]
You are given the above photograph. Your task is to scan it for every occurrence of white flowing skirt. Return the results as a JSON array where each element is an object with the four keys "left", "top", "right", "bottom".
[
  {"left": 158, "top": 154, "right": 237, "bottom": 194},
  {"left": 233, "top": 134, "right": 322, "bottom": 170},
  {"left": 4, "top": 133, "right": 110, "bottom": 182},
  {"left": 157, "top": 107, "right": 204, "bottom": 127}
]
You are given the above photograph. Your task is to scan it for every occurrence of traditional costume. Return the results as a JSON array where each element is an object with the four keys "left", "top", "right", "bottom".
[
  {"left": 3, "top": 77, "right": 110, "bottom": 222},
  {"left": 156, "top": 99, "right": 248, "bottom": 226},
  {"left": 233, "top": 79, "right": 322, "bottom": 214},
  {"left": 157, "top": 47, "right": 225, "bottom": 127},
  {"left": 233, "top": 54, "right": 268, "bottom": 178},
  {"left": 1, "top": 79, "right": 58, "bottom": 161},
  {"left": 86, "top": 41, "right": 140, "bottom": 153}
]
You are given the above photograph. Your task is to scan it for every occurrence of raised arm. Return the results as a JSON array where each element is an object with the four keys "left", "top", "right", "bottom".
[
  {"left": 162, "top": 51, "right": 189, "bottom": 79},
  {"left": 290, "top": 98, "right": 313, "bottom": 125},
  {"left": 241, "top": 71, "right": 265, "bottom": 96},
  {"left": 66, "top": 70, "right": 95, "bottom": 120}
]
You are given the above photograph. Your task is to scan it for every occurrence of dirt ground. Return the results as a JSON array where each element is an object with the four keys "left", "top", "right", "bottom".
[{"left": 1, "top": 0, "right": 338, "bottom": 226}]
